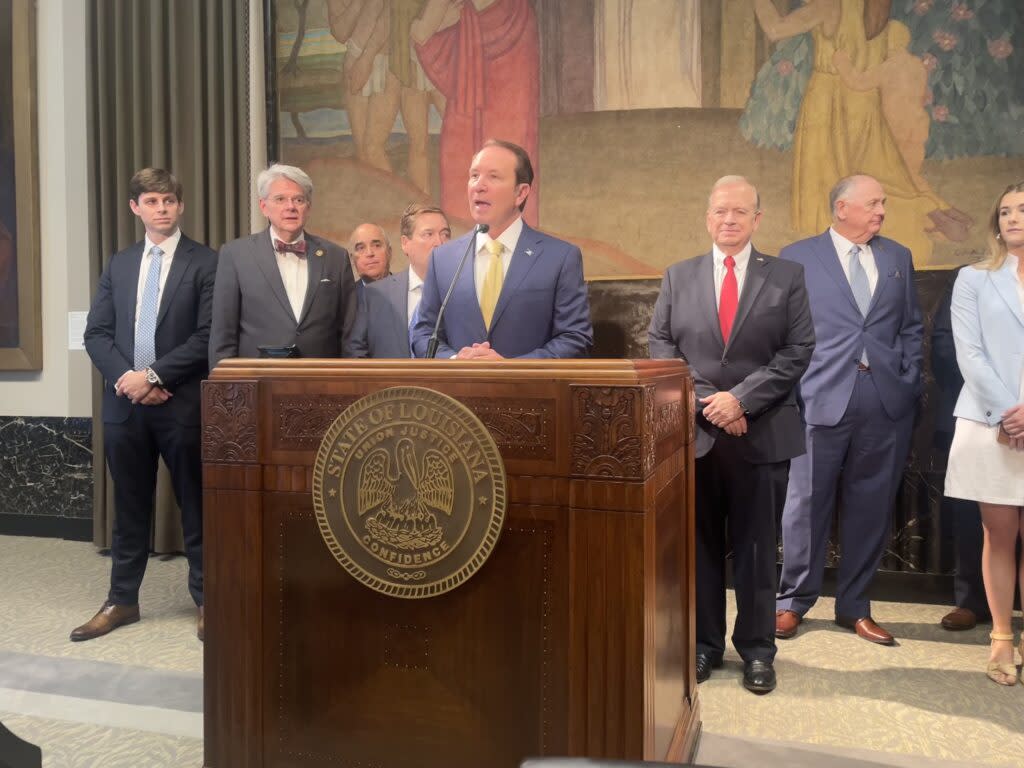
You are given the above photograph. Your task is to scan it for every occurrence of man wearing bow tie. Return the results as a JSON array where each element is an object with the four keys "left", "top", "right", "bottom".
[
  {"left": 774, "top": 175, "right": 924, "bottom": 646},
  {"left": 209, "top": 164, "right": 357, "bottom": 367},
  {"left": 649, "top": 176, "right": 814, "bottom": 693},
  {"left": 75, "top": 168, "right": 216, "bottom": 642}
]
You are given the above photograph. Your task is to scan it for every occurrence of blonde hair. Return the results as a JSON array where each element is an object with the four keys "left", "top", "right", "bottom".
[
  {"left": 886, "top": 21, "right": 911, "bottom": 54},
  {"left": 976, "top": 181, "right": 1024, "bottom": 271}
]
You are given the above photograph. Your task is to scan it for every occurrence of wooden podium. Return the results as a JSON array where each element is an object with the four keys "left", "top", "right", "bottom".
[{"left": 201, "top": 359, "right": 698, "bottom": 768}]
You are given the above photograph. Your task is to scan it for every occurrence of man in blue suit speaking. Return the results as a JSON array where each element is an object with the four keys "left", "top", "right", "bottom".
[
  {"left": 774, "top": 174, "right": 923, "bottom": 646},
  {"left": 411, "top": 139, "right": 592, "bottom": 359}
]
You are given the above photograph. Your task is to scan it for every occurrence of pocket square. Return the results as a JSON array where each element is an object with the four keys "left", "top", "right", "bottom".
[
  {"left": 320, "top": 278, "right": 333, "bottom": 283},
  {"left": 889, "top": 269, "right": 902, "bottom": 278}
]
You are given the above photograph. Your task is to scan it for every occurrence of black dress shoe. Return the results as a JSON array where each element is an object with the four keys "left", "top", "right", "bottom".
[
  {"left": 695, "top": 653, "right": 722, "bottom": 683},
  {"left": 742, "top": 660, "right": 776, "bottom": 694}
]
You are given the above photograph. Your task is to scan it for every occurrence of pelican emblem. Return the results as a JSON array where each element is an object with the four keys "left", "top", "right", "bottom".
[{"left": 359, "top": 438, "right": 454, "bottom": 550}]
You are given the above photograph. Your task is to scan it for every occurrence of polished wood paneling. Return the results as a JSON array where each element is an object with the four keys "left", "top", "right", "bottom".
[
  {"left": 203, "top": 487, "right": 263, "bottom": 768},
  {"left": 203, "top": 360, "right": 697, "bottom": 768}
]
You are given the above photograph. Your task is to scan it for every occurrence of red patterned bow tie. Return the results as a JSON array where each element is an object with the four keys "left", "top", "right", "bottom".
[{"left": 274, "top": 238, "right": 307, "bottom": 256}]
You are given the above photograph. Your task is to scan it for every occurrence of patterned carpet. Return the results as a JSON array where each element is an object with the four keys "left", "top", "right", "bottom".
[{"left": 1, "top": 534, "right": 1021, "bottom": 767}]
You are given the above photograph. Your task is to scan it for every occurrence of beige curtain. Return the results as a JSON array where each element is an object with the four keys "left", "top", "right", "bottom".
[{"left": 87, "top": 0, "right": 251, "bottom": 550}]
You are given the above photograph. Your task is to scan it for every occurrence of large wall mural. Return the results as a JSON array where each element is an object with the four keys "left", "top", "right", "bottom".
[{"left": 272, "top": 0, "right": 1024, "bottom": 277}]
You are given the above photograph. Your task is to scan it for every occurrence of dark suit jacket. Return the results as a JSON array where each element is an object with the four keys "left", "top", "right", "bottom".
[
  {"left": 84, "top": 234, "right": 217, "bottom": 426},
  {"left": 208, "top": 228, "right": 357, "bottom": 368},
  {"left": 781, "top": 232, "right": 923, "bottom": 426},
  {"left": 350, "top": 269, "right": 413, "bottom": 358},
  {"left": 648, "top": 248, "right": 815, "bottom": 462},
  {"left": 410, "top": 223, "right": 593, "bottom": 359}
]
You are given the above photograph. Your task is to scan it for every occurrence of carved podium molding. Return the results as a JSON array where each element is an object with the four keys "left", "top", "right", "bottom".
[
  {"left": 570, "top": 385, "right": 657, "bottom": 480},
  {"left": 201, "top": 381, "right": 258, "bottom": 463}
]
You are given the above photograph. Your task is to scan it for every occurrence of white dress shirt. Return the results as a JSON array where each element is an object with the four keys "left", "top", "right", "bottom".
[
  {"left": 474, "top": 216, "right": 523, "bottom": 304},
  {"left": 829, "top": 227, "right": 879, "bottom": 295},
  {"left": 712, "top": 241, "right": 752, "bottom": 308},
  {"left": 125, "top": 229, "right": 181, "bottom": 383},
  {"left": 134, "top": 228, "right": 181, "bottom": 333},
  {"left": 271, "top": 226, "right": 308, "bottom": 321},
  {"left": 408, "top": 269, "right": 424, "bottom": 323}
]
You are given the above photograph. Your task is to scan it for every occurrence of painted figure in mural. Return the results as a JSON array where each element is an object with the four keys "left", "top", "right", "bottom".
[
  {"left": 750, "top": 0, "right": 971, "bottom": 263},
  {"left": 774, "top": 174, "right": 923, "bottom": 647},
  {"left": 209, "top": 164, "right": 358, "bottom": 367},
  {"left": 944, "top": 181, "right": 1024, "bottom": 685},
  {"left": 349, "top": 221, "right": 393, "bottom": 306},
  {"left": 593, "top": 0, "right": 702, "bottom": 110},
  {"left": 412, "top": 0, "right": 540, "bottom": 225},
  {"left": 75, "top": 169, "right": 217, "bottom": 643},
  {"left": 327, "top": 0, "right": 444, "bottom": 195},
  {"left": 350, "top": 202, "right": 451, "bottom": 358},
  {"left": 832, "top": 19, "right": 967, "bottom": 241},
  {"left": 410, "top": 139, "right": 591, "bottom": 359},
  {"left": 648, "top": 176, "right": 815, "bottom": 694},
  {"left": 328, "top": 0, "right": 396, "bottom": 173}
]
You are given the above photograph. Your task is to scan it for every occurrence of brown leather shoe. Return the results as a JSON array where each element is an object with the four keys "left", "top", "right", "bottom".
[
  {"left": 69, "top": 601, "right": 140, "bottom": 642},
  {"left": 940, "top": 607, "right": 977, "bottom": 631},
  {"left": 775, "top": 609, "right": 802, "bottom": 639},
  {"left": 836, "top": 615, "right": 894, "bottom": 645},
  {"left": 197, "top": 606, "right": 204, "bottom": 642}
]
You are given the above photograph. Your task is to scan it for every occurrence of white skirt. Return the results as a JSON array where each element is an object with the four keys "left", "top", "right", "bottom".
[{"left": 945, "top": 416, "right": 1024, "bottom": 505}]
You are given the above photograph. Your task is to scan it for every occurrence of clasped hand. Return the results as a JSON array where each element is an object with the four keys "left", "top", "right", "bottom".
[
  {"left": 1000, "top": 404, "right": 1024, "bottom": 451},
  {"left": 455, "top": 341, "right": 504, "bottom": 360},
  {"left": 115, "top": 370, "right": 172, "bottom": 406},
  {"left": 700, "top": 391, "right": 747, "bottom": 436}
]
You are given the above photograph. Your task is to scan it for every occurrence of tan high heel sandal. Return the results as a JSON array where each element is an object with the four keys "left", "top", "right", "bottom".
[{"left": 986, "top": 632, "right": 1017, "bottom": 686}]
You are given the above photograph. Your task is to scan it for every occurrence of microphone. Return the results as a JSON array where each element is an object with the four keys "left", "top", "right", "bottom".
[{"left": 426, "top": 223, "right": 489, "bottom": 359}]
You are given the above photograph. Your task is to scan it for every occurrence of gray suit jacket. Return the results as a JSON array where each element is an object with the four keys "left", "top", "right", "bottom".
[
  {"left": 648, "top": 248, "right": 815, "bottom": 462},
  {"left": 209, "top": 228, "right": 357, "bottom": 368},
  {"left": 350, "top": 269, "right": 413, "bottom": 358}
]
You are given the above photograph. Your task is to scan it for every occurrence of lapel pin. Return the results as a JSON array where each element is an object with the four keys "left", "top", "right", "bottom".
[{"left": 315, "top": 249, "right": 324, "bottom": 258}]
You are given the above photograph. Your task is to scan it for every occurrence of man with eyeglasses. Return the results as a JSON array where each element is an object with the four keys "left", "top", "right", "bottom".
[{"left": 209, "top": 163, "right": 358, "bottom": 367}]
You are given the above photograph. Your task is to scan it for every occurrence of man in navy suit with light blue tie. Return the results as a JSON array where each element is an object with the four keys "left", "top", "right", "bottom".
[
  {"left": 76, "top": 168, "right": 216, "bottom": 643},
  {"left": 410, "top": 139, "right": 592, "bottom": 359},
  {"left": 775, "top": 174, "right": 923, "bottom": 645}
]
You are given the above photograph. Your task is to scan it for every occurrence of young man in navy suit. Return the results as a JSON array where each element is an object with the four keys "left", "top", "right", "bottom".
[
  {"left": 410, "top": 139, "right": 592, "bottom": 359},
  {"left": 775, "top": 175, "right": 924, "bottom": 645},
  {"left": 76, "top": 168, "right": 217, "bottom": 642}
]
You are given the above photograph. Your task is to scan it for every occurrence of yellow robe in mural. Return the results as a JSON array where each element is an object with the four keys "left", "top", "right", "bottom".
[{"left": 792, "top": 0, "right": 945, "bottom": 262}]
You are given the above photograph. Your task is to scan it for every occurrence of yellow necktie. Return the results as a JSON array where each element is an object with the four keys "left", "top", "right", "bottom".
[{"left": 479, "top": 239, "right": 504, "bottom": 330}]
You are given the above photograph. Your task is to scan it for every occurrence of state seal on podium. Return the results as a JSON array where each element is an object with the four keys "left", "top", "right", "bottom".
[{"left": 312, "top": 386, "right": 507, "bottom": 599}]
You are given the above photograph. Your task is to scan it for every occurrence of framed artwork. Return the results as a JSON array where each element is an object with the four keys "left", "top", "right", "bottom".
[
  {"left": 0, "top": 0, "right": 41, "bottom": 370},
  {"left": 265, "top": 1, "right": 1023, "bottom": 277}
]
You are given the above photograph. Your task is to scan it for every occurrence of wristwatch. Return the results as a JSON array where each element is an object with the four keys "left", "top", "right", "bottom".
[{"left": 145, "top": 367, "right": 160, "bottom": 385}]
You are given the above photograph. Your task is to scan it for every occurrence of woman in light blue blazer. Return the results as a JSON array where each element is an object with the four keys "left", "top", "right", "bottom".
[{"left": 946, "top": 181, "right": 1024, "bottom": 686}]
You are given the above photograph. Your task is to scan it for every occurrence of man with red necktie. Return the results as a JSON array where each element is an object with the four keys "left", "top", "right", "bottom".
[
  {"left": 209, "top": 164, "right": 358, "bottom": 368},
  {"left": 649, "top": 176, "right": 815, "bottom": 694}
]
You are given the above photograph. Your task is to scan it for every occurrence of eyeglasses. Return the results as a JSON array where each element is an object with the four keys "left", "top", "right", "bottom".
[{"left": 266, "top": 195, "right": 309, "bottom": 207}]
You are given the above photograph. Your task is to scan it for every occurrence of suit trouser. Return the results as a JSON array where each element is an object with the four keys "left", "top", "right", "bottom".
[
  {"left": 695, "top": 436, "right": 787, "bottom": 664},
  {"left": 777, "top": 370, "right": 913, "bottom": 619},
  {"left": 104, "top": 405, "right": 203, "bottom": 606}
]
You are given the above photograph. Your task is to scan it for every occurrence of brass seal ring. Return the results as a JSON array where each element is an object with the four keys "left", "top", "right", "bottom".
[{"left": 312, "top": 386, "right": 506, "bottom": 599}]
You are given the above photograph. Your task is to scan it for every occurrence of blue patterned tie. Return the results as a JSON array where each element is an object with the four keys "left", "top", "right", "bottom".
[
  {"left": 134, "top": 245, "right": 163, "bottom": 369},
  {"left": 848, "top": 245, "right": 870, "bottom": 366}
]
